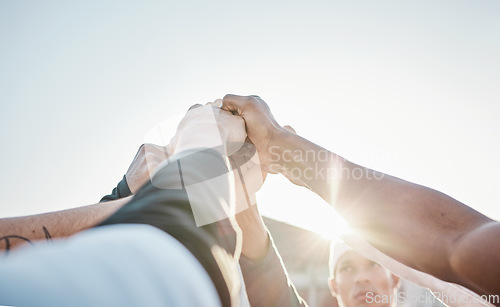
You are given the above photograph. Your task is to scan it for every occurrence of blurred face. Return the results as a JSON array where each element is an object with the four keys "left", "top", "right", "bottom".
[{"left": 329, "top": 251, "right": 399, "bottom": 307}]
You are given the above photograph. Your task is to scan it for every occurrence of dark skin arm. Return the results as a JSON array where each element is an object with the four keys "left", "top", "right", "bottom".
[{"left": 222, "top": 94, "right": 500, "bottom": 298}]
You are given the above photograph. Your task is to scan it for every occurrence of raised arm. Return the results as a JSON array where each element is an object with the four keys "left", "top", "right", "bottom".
[
  {"left": 0, "top": 197, "right": 130, "bottom": 254},
  {"left": 1, "top": 136, "right": 170, "bottom": 254},
  {"left": 1, "top": 100, "right": 245, "bottom": 252},
  {"left": 236, "top": 205, "right": 308, "bottom": 307},
  {"left": 222, "top": 94, "right": 500, "bottom": 298}
]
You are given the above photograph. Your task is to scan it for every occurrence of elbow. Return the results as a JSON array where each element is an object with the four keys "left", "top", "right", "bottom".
[{"left": 449, "top": 221, "right": 500, "bottom": 296}]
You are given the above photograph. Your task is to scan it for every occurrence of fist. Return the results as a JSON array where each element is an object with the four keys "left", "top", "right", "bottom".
[{"left": 168, "top": 104, "right": 247, "bottom": 156}]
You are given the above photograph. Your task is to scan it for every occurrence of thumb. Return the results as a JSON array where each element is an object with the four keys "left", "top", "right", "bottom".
[{"left": 222, "top": 94, "right": 246, "bottom": 115}]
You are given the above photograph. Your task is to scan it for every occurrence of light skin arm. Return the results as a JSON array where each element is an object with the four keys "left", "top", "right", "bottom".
[
  {"left": 0, "top": 102, "right": 246, "bottom": 254},
  {"left": 222, "top": 94, "right": 500, "bottom": 298},
  {"left": 233, "top": 125, "right": 297, "bottom": 260},
  {"left": 236, "top": 204, "right": 270, "bottom": 260},
  {"left": 0, "top": 141, "right": 163, "bottom": 255},
  {"left": 236, "top": 204, "right": 308, "bottom": 307},
  {"left": 0, "top": 196, "right": 130, "bottom": 254}
]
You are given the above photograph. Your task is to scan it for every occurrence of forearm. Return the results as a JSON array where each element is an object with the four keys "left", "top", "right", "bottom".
[
  {"left": 272, "top": 130, "right": 495, "bottom": 291},
  {"left": 236, "top": 205, "right": 269, "bottom": 261},
  {"left": 269, "top": 129, "right": 344, "bottom": 204},
  {"left": 0, "top": 197, "right": 130, "bottom": 254},
  {"left": 236, "top": 204, "right": 306, "bottom": 306},
  {"left": 239, "top": 231, "right": 307, "bottom": 307},
  {"left": 339, "top": 168, "right": 499, "bottom": 295}
]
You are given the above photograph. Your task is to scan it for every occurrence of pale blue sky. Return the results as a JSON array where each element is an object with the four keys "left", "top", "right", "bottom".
[{"left": 1, "top": 0, "right": 499, "bottom": 236}]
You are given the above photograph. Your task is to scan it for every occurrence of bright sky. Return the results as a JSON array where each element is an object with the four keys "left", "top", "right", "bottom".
[{"left": 1, "top": 0, "right": 499, "bottom": 239}]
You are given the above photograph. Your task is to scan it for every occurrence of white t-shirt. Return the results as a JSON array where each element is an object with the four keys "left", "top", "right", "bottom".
[{"left": 0, "top": 224, "right": 221, "bottom": 307}]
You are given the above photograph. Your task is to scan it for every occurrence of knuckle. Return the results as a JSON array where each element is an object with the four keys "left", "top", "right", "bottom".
[
  {"left": 243, "top": 95, "right": 257, "bottom": 105},
  {"left": 188, "top": 104, "right": 203, "bottom": 111}
]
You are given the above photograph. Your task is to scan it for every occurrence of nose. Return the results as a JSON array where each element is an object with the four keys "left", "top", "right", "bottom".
[{"left": 354, "top": 268, "right": 371, "bottom": 284}]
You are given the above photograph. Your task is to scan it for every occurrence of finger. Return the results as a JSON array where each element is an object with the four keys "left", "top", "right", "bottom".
[
  {"left": 283, "top": 125, "right": 296, "bottom": 134},
  {"left": 213, "top": 98, "right": 222, "bottom": 107},
  {"left": 222, "top": 94, "right": 248, "bottom": 115}
]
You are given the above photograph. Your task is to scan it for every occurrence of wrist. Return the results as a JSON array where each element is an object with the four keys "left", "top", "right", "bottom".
[
  {"left": 267, "top": 127, "right": 298, "bottom": 174},
  {"left": 236, "top": 206, "right": 270, "bottom": 261},
  {"left": 241, "top": 232, "right": 270, "bottom": 262}
]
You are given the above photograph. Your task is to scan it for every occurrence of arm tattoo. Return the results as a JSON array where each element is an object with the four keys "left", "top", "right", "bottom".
[
  {"left": 0, "top": 235, "right": 34, "bottom": 256},
  {"left": 1, "top": 226, "right": 52, "bottom": 255},
  {"left": 43, "top": 226, "right": 52, "bottom": 242}
]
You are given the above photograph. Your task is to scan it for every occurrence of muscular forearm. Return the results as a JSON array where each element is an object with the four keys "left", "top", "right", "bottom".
[
  {"left": 272, "top": 129, "right": 497, "bottom": 295},
  {"left": 220, "top": 94, "right": 500, "bottom": 296},
  {"left": 0, "top": 197, "right": 130, "bottom": 254}
]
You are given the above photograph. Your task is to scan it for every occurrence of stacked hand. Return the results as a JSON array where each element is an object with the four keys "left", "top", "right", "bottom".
[
  {"left": 168, "top": 103, "right": 247, "bottom": 157},
  {"left": 126, "top": 95, "right": 305, "bottom": 196},
  {"left": 125, "top": 102, "right": 248, "bottom": 194},
  {"left": 121, "top": 95, "right": 303, "bottom": 262},
  {"left": 222, "top": 94, "right": 308, "bottom": 189}
]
